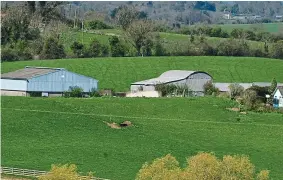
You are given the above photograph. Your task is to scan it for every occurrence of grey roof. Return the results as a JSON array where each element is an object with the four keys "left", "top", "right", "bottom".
[
  {"left": 214, "top": 83, "right": 252, "bottom": 92},
  {"left": 132, "top": 70, "right": 211, "bottom": 85},
  {"left": 276, "top": 87, "right": 283, "bottom": 95},
  {"left": 1, "top": 66, "right": 64, "bottom": 80}
]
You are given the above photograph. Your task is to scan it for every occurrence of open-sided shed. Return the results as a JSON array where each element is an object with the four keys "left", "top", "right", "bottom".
[{"left": 130, "top": 70, "right": 212, "bottom": 96}]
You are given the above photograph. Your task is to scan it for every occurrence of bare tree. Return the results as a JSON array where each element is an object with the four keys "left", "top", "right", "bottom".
[
  {"left": 124, "top": 20, "right": 154, "bottom": 56},
  {"left": 43, "top": 20, "right": 68, "bottom": 40},
  {"left": 116, "top": 5, "right": 139, "bottom": 30}
]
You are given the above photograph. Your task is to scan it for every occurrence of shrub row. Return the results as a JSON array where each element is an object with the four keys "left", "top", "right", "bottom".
[{"left": 177, "top": 26, "right": 283, "bottom": 43}]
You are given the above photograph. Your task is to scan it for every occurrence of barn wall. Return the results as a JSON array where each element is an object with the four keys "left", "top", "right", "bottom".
[
  {"left": 1, "top": 79, "right": 27, "bottom": 91},
  {"left": 131, "top": 85, "right": 155, "bottom": 92},
  {"left": 1, "top": 90, "right": 27, "bottom": 96},
  {"left": 27, "top": 70, "right": 98, "bottom": 92},
  {"left": 186, "top": 73, "right": 212, "bottom": 91},
  {"left": 274, "top": 90, "right": 283, "bottom": 107}
]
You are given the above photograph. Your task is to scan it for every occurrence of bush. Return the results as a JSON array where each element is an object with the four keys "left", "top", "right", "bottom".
[
  {"left": 217, "top": 39, "right": 250, "bottom": 56},
  {"left": 109, "top": 36, "right": 126, "bottom": 57},
  {"left": 88, "top": 39, "right": 103, "bottom": 57},
  {"left": 41, "top": 37, "right": 66, "bottom": 59},
  {"left": 1, "top": 45, "right": 33, "bottom": 62},
  {"left": 136, "top": 152, "right": 270, "bottom": 180},
  {"left": 203, "top": 81, "right": 219, "bottom": 96},
  {"left": 243, "top": 89, "right": 258, "bottom": 110},
  {"left": 90, "top": 87, "right": 101, "bottom": 97},
  {"left": 270, "top": 41, "right": 283, "bottom": 59},
  {"left": 1, "top": 48, "right": 20, "bottom": 61},
  {"left": 71, "top": 41, "right": 86, "bottom": 58},
  {"left": 228, "top": 83, "right": 244, "bottom": 100},
  {"left": 155, "top": 84, "right": 190, "bottom": 97},
  {"left": 64, "top": 86, "right": 84, "bottom": 98},
  {"left": 38, "top": 164, "right": 93, "bottom": 180},
  {"left": 247, "top": 85, "right": 269, "bottom": 103},
  {"left": 87, "top": 20, "right": 112, "bottom": 30}
]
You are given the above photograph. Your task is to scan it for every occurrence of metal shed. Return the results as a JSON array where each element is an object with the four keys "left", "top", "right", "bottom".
[
  {"left": 130, "top": 70, "right": 212, "bottom": 96},
  {"left": 1, "top": 66, "right": 98, "bottom": 96}
]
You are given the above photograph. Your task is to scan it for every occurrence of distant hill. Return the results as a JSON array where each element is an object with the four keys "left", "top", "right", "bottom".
[
  {"left": 61, "top": 1, "right": 283, "bottom": 25},
  {"left": 2, "top": 1, "right": 283, "bottom": 26}
]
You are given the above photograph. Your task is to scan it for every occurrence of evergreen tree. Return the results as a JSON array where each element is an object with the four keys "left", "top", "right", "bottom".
[{"left": 269, "top": 78, "right": 277, "bottom": 94}]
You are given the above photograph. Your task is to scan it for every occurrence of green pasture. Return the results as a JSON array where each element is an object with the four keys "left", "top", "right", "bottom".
[
  {"left": 2, "top": 56, "right": 283, "bottom": 91},
  {"left": 2, "top": 96, "right": 283, "bottom": 179}
]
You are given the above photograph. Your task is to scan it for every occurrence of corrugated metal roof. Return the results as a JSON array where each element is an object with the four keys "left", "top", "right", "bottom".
[
  {"left": 214, "top": 83, "right": 252, "bottom": 92},
  {"left": 214, "top": 82, "right": 283, "bottom": 92},
  {"left": 1, "top": 67, "right": 62, "bottom": 80},
  {"left": 132, "top": 70, "right": 210, "bottom": 85}
]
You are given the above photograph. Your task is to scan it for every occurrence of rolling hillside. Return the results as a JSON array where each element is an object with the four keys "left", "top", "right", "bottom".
[
  {"left": 2, "top": 56, "right": 283, "bottom": 91},
  {"left": 2, "top": 96, "right": 283, "bottom": 179}
]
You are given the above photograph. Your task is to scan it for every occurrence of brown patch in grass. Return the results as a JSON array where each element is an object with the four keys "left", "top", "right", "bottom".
[
  {"left": 226, "top": 107, "right": 240, "bottom": 112},
  {"left": 103, "top": 121, "right": 133, "bottom": 129}
]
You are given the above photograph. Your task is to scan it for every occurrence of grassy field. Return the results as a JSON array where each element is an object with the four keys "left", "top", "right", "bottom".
[
  {"left": 2, "top": 96, "right": 283, "bottom": 180},
  {"left": 60, "top": 29, "right": 266, "bottom": 55},
  {"left": 214, "top": 22, "right": 283, "bottom": 33},
  {"left": 2, "top": 56, "right": 283, "bottom": 91}
]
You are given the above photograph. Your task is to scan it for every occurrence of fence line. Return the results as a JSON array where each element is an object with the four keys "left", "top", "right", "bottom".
[{"left": 0, "top": 166, "right": 110, "bottom": 180}]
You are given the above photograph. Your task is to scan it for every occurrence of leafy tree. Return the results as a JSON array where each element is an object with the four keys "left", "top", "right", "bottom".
[
  {"left": 231, "top": 4, "right": 239, "bottom": 14},
  {"left": 228, "top": 83, "right": 244, "bottom": 100},
  {"left": 109, "top": 36, "right": 126, "bottom": 57},
  {"left": 41, "top": 37, "right": 66, "bottom": 59},
  {"left": 270, "top": 41, "right": 283, "bottom": 59},
  {"left": 203, "top": 81, "right": 219, "bottom": 96},
  {"left": 136, "top": 154, "right": 182, "bottom": 180},
  {"left": 194, "top": 1, "right": 216, "bottom": 12},
  {"left": 125, "top": 20, "right": 154, "bottom": 56},
  {"left": 136, "top": 152, "right": 270, "bottom": 180},
  {"left": 71, "top": 41, "right": 86, "bottom": 58},
  {"left": 154, "top": 34, "right": 166, "bottom": 56},
  {"left": 1, "top": 7, "right": 36, "bottom": 45},
  {"left": 38, "top": 164, "right": 93, "bottom": 180},
  {"left": 268, "top": 78, "right": 277, "bottom": 94},
  {"left": 217, "top": 39, "right": 250, "bottom": 56},
  {"left": 87, "top": 20, "right": 112, "bottom": 30},
  {"left": 115, "top": 5, "right": 138, "bottom": 30},
  {"left": 88, "top": 39, "right": 103, "bottom": 57},
  {"left": 243, "top": 89, "right": 258, "bottom": 110}
]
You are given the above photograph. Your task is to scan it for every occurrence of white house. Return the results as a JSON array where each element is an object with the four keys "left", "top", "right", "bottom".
[{"left": 273, "top": 87, "right": 283, "bottom": 108}]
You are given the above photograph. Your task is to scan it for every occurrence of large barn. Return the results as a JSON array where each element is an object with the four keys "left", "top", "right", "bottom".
[
  {"left": 130, "top": 70, "right": 212, "bottom": 96},
  {"left": 1, "top": 66, "right": 98, "bottom": 97}
]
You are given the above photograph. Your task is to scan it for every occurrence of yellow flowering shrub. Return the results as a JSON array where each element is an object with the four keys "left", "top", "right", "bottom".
[{"left": 136, "top": 152, "right": 269, "bottom": 180}]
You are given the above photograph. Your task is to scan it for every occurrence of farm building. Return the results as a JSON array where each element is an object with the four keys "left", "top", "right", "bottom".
[
  {"left": 130, "top": 70, "right": 212, "bottom": 96},
  {"left": 214, "top": 82, "right": 283, "bottom": 93},
  {"left": 1, "top": 66, "right": 98, "bottom": 97},
  {"left": 273, "top": 87, "right": 283, "bottom": 108}
]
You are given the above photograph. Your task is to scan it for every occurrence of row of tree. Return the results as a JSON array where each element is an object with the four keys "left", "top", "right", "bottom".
[{"left": 176, "top": 26, "right": 283, "bottom": 43}]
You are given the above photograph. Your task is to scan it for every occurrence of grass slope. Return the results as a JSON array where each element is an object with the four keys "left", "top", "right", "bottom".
[
  {"left": 2, "top": 96, "right": 283, "bottom": 180},
  {"left": 2, "top": 56, "right": 283, "bottom": 91},
  {"left": 60, "top": 29, "right": 266, "bottom": 55}
]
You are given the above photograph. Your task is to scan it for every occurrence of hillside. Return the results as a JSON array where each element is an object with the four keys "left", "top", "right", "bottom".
[
  {"left": 60, "top": 29, "right": 271, "bottom": 55},
  {"left": 2, "top": 96, "right": 283, "bottom": 179},
  {"left": 2, "top": 56, "right": 283, "bottom": 91}
]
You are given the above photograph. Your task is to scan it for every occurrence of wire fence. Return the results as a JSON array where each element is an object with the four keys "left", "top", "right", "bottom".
[{"left": 0, "top": 166, "right": 110, "bottom": 180}]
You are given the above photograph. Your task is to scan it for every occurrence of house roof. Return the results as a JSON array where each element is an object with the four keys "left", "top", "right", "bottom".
[
  {"left": 131, "top": 70, "right": 211, "bottom": 85},
  {"left": 276, "top": 87, "right": 283, "bottom": 95},
  {"left": 1, "top": 66, "right": 64, "bottom": 80}
]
